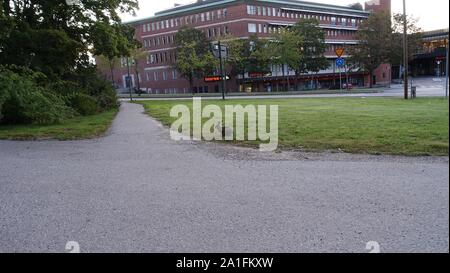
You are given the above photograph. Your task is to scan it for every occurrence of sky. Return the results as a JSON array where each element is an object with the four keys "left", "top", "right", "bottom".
[{"left": 120, "top": 0, "right": 449, "bottom": 31}]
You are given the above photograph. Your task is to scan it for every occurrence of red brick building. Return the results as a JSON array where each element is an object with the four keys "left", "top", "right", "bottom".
[{"left": 101, "top": 0, "right": 392, "bottom": 94}]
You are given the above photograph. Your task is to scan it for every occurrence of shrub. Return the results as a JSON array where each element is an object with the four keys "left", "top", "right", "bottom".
[
  {"left": 0, "top": 69, "right": 74, "bottom": 125},
  {"left": 67, "top": 93, "right": 99, "bottom": 116}
]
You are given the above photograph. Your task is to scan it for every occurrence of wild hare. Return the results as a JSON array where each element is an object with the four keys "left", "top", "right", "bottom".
[{"left": 215, "top": 122, "right": 234, "bottom": 138}]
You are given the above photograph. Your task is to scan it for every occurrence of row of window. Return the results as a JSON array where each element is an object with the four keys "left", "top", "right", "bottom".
[
  {"left": 147, "top": 51, "right": 177, "bottom": 65},
  {"left": 247, "top": 5, "right": 363, "bottom": 27},
  {"left": 326, "top": 44, "right": 355, "bottom": 53},
  {"left": 247, "top": 23, "right": 356, "bottom": 38},
  {"left": 143, "top": 35, "right": 175, "bottom": 48},
  {"left": 145, "top": 69, "right": 178, "bottom": 82},
  {"left": 142, "top": 9, "right": 228, "bottom": 33},
  {"left": 326, "top": 29, "right": 356, "bottom": 37},
  {"left": 142, "top": 25, "right": 230, "bottom": 49}
]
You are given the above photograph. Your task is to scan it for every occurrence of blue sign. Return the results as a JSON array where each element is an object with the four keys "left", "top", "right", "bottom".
[{"left": 336, "top": 58, "right": 345, "bottom": 68}]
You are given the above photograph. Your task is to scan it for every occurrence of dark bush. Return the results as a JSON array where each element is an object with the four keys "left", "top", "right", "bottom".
[
  {"left": 0, "top": 69, "right": 74, "bottom": 125},
  {"left": 67, "top": 93, "right": 99, "bottom": 116}
]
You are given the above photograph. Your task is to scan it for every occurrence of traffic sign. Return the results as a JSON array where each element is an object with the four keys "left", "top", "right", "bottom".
[
  {"left": 336, "top": 58, "right": 345, "bottom": 68},
  {"left": 335, "top": 47, "right": 345, "bottom": 58}
]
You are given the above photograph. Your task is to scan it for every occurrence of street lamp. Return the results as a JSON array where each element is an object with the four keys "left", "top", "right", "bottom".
[
  {"left": 402, "top": 0, "right": 409, "bottom": 100},
  {"left": 126, "top": 57, "right": 133, "bottom": 102},
  {"left": 212, "top": 41, "right": 228, "bottom": 100}
]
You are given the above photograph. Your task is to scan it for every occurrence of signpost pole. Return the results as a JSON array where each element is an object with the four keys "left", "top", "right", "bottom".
[
  {"left": 335, "top": 47, "right": 345, "bottom": 92},
  {"left": 218, "top": 40, "right": 226, "bottom": 100}
]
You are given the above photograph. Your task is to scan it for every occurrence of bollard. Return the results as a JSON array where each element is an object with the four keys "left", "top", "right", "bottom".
[{"left": 411, "top": 86, "right": 417, "bottom": 99}]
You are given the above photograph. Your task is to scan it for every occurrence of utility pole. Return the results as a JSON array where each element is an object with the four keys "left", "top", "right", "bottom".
[
  {"left": 126, "top": 57, "right": 133, "bottom": 102},
  {"left": 402, "top": 0, "right": 409, "bottom": 100},
  {"left": 446, "top": 38, "right": 449, "bottom": 99}
]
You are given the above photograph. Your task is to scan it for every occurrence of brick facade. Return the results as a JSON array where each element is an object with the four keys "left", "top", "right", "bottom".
[{"left": 99, "top": 0, "right": 392, "bottom": 93}]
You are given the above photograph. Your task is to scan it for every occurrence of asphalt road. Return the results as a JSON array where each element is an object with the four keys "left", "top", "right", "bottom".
[
  {"left": 124, "top": 77, "right": 449, "bottom": 101},
  {"left": 0, "top": 102, "right": 448, "bottom": 253}
]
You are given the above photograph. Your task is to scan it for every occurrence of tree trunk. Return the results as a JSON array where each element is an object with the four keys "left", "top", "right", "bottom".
[
  {"left": 109, "top": 61, "right": 115, "bottom": 87},
  {"left": 189, "top": 78, "right": 194, "bottom": 95},
  {"left": 315, "top": 73, "right": 319, "bottom": 90},
  {"left": 369, "top": 71, "right": 374, "bottom": 88},
  {"left": 135, "top": 66, "right": 141, "bottom": 96}
]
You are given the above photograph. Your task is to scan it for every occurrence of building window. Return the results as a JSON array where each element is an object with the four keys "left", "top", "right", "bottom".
[
  {"left": 331, "top": 17, "right": 337, "bottom": 25},
  {"left": 248, "top": 23, "right": 257, "bottom": 33},
  {"left": 247, "top": 5, "right": 256, "bottom": 15},
  {"left": 163, "top": 71, "right": 168, "bottom": 81},
  {"left": 154, "top": 72, "right": 159, "bottom": 81},
  {"left": 172, "top": 70, "right": 177, "bottom": 79},
  {"left": 223, "top": 9, "right": 228, "bottom": 17}
]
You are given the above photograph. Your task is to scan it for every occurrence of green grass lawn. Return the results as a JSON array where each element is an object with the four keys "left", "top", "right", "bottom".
[
  {"left": 0, "top": 109, "right": 118, "bottom": 141},
  {"left": 138, "top": 97, "right": 449, "bottom": 156}
]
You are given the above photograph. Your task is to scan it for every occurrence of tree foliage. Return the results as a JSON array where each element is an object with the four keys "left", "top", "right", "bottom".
[
  {"left": 292, "top": 19, "right": 329, "bottom": 75},
  {"left": 0, "top": 0, "right": 139, "bottom": 124},
  {"left": 390, "top": 13, "right": 423, "bottom": 66},
  {"left": 269, "top": 28, "right": 303, "bottom": 90},
  {"left": 173, "top": 27, "right": 217, "bottom": 93},
  {"left": 348, "top": 11, "right": 393, "bottom": 87}
]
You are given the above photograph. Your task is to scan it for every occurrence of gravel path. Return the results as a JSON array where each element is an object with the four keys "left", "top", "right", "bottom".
[{"left": 0, "top": 102, "right": 448, "bottom": 253}]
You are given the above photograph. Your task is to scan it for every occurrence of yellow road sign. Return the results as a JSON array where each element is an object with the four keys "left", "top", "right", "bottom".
[{"left": 335, "top": 47, "right": 345, "bottom": 57}]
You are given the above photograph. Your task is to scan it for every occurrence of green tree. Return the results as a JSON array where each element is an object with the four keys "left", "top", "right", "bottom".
[
  {"left": 173, "top": 27, "right": 217, "bottom": 94},
  {"left": 348, "top": 11, "right": 393, "bottom": 88},
  {"left": 390, "top": 13, "right": 423, "bottom": 77},
  {"left": 0, "top": 0, "right": 139, "bottom": 80},
  {"left": 292, "top": 19, "right": 328, "bottom": 89},
  {"left": 225, "top": 37, "right": 250, "bottom": 87},
  {"left": 91, "top": 23, "right": 135, "bottom": 87},
  {"left": 270, "top": 28, "right": 303, "bottom": 91},
  {"left": 129, "top": 46, "right": 147, "bottom": 94}
]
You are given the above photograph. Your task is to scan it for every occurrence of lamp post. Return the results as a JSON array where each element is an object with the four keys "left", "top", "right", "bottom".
[
  {"left": 213, "top": 41, "right": 228, "bottom": 100},
  {"left": 126, "top": 57, "right": 133, "bottom": 102},
  {"left": 402, "top": 0, "right": 409, "bottom": 100}
]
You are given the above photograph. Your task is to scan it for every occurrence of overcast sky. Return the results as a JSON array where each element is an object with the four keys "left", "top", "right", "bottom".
[{"left": 120, "top": 0, "right": 449, "bottom": 31}]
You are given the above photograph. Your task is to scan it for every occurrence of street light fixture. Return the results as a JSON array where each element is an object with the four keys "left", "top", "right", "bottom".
[
  {"left": 212, "top": 41, "right": 228, "bottom": 100},
  {"left": 126, "top": 57, "right": 133, "bottom": 102}
]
